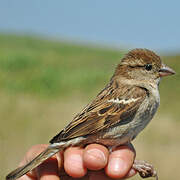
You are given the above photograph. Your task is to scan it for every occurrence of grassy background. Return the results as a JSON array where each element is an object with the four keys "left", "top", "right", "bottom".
[{"left": 0, "top": 34, "right": 180, "bottom": 180}]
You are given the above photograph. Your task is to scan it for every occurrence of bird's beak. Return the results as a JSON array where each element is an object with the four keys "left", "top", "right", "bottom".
[{"left": 159, "top": 64, "right": 176, "bottom": 77}]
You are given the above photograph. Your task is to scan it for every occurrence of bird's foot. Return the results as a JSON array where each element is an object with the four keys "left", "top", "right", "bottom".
[{"left": 133, "top": 160, "right": 158, "bottom": 180}]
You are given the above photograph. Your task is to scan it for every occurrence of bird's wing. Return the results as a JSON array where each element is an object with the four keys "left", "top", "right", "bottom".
[{"left": 50, "top": 84, "right": 147, "bottom": 143}]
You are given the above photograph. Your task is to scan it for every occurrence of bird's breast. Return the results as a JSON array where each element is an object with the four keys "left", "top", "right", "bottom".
[
  {"left": 95, "top": 95, "right": 159, "bottom": 146},
  {"left": 130, "top": 95, "right": 159, "bottom": 139}
]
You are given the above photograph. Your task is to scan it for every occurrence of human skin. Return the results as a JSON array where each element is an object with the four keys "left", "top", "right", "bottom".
[{"left": 17, "top": 144, "right": 136, "bottom": 180}]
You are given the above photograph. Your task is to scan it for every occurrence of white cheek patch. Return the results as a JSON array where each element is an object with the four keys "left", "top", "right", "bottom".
[{"left": 108, "top": 97, "right": 140, "bottom": 104}]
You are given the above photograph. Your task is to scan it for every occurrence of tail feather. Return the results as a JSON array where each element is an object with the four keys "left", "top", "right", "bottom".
[{"left": 6, "top": 143, "right": 63, "bottom": 180}]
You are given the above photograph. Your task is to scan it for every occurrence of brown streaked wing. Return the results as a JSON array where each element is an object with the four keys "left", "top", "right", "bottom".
[{"left": 50, "top": 86, "right": 147, "bottom": 143}]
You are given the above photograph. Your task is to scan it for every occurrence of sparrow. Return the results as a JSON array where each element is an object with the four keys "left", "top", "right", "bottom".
[{"left": 6, "top": 48, "right": 175, "bottom": 180}]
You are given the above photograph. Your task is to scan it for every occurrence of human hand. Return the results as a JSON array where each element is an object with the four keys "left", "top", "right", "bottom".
[{"left": 17, "top": 144, "right": 136, "bottom": 180}]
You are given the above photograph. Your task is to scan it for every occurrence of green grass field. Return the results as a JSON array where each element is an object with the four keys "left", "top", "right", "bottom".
[{"left": 0, "top": 34, "right": 180, "bottom": 180}]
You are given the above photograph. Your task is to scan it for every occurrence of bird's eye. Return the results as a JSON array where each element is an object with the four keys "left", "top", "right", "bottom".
[{"left": 145, "top": 64, "right": 152, "bottom": 71}]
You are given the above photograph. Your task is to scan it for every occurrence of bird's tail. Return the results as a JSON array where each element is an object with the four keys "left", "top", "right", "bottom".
[{"left": 6, "top": 143, "right": 65, "bottom": 180}]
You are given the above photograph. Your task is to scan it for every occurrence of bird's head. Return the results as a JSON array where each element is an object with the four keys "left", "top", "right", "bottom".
[{"left": 114, "top": 49, "right": 175, "bottom": 84}]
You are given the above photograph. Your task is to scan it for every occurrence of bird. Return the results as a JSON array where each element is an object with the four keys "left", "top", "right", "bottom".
[{"left": 6, "top": 48, "right": 175, "bottom": 180}]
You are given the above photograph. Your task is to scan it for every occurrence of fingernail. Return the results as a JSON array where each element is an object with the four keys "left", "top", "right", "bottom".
[
  {"left": 108, "top": 157, "right": 127, "bottom": 176},
  {"left": 65, "top": 154, "right": 87, "bottom": 177},
  {"left": 68, "top": 154, "right": 83, "bottom": 167},
  {"left": 86, "top": 149, "right": 107, "bottom": 163}
]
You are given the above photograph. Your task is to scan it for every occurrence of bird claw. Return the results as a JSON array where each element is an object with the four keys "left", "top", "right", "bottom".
[{"left": 133, "top": 160, "right": 158, "bottom": 180}]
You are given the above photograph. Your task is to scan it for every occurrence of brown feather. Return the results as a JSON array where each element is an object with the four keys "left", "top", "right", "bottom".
[{"left": 50, "top": 83, "right": 147, "bottom": 143}]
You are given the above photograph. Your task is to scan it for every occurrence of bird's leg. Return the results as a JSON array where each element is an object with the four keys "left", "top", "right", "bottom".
[{"left": 133, "top": 160, "right": 158, "bottom": 180}]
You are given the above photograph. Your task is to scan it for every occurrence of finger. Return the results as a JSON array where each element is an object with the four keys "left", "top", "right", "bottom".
[
  {"left": 18, "top": 174, "right": 33, "bottom": 180},
  {"left": 89, "top": 170, "right": 113, "bottom": 180},
  {"left": 125, "top": 168, "right": 137, "bottom": 178},
  {"left": 20, "top": 144, "right": 49, "bottom": 166},
  {"left": 105, "top": 145, "right": 135, "bottom": 179},
  {"left": 64, "top": 147, "right": 87, "bottom": 178},
  {"left": 56, "top": 151, "right": 64, "bottom": 170},
  {"left": 89, "top": 170, "right": 136, "bottom": 180},
  {"left": 83, "top": 144, "right": 108, "bottom": 170},
  {"left": 18, "top": 144, "right": 49, "bottom": 179},
  {"left": 36, "top": 157, "right": 60, "bottom": 180}
]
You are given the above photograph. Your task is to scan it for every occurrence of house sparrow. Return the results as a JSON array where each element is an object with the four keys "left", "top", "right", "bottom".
[{"left": 6, "top": 49, "right": 175, "bottom": 180}]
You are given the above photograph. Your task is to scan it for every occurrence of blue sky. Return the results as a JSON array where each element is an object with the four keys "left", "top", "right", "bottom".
[{"left": 0, "top": 0, "right": 180, "bottom": 52}]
